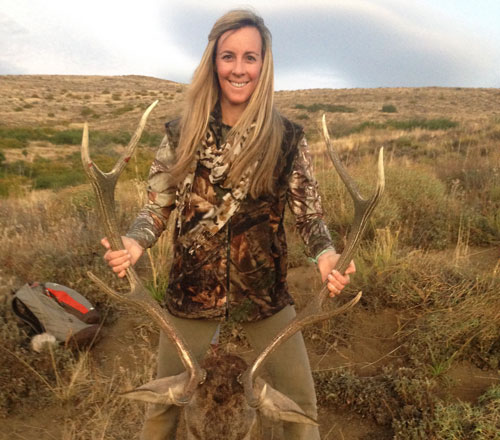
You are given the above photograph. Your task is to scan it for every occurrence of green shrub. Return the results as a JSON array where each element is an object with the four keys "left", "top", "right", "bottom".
[
  {"left": 294, "top": 103, "right": 356, "bottom": 113},
  {"left": 0, "top": 127, "right": 53, "bottom": 145},
  {"left": 139, "top": 131, "right": 163, "bottom": 148},
  {"left": 315, "top": 344, "right": 500, "bottom": 438},
  {"left": 381, "top": 104, "right": 397, "bottom": 113},
  {"left": 112, "top": 104, "right": 135, "bottom": 116},
  {"left": 318, "top": 161, "right": 453, "bottom": 249},
  {"left": 0, "top": 175, "right": 31, "bottom": 196},
  {"left": 51, "top": 129, "right": 83, "bottom": 145},
  {"left": 315, "top": 368, "right": 435, "bottom": 435},
  {"left": 30, "top": 157, "right": 87, "bottom": 190},
  {"left": 80, "top": 107, "right": 93, "bottom": 117},
  {"left": 0, "top": 137, "right": 26, "bottom": 149},
  {"left": 387, "top": 166, "right": 453, "bottom": 249},
  {"left": 336, "top": 119, "right": 459, "bottom": 137}
]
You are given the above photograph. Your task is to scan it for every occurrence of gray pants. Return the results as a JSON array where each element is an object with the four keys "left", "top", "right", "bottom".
[{"left": 140, "top": 305, "right": 320, "bottom": 440}]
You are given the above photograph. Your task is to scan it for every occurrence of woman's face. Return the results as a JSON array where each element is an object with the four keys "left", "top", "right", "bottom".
[{"left": 215, "top": 26, "right": 263, "bottom": 123}]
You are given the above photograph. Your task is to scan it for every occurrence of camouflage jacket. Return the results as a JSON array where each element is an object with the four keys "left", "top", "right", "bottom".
[{"left": 127, "top": 112, "right": 333, "bottom": 322}]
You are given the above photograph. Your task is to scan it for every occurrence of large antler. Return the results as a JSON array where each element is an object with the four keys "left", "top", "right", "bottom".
[
  {"left": 81, "top": 101, "right": 205, "bottom": 404},
  {"left": 242, "top": 115, "right": 385, "bottom": 407}
]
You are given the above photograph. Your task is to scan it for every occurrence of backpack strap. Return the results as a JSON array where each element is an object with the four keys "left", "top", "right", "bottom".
[{"left": 11, "top": 296, "right": 45, "bottom": 334}]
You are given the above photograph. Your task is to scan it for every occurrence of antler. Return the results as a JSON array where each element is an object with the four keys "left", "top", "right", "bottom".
[
  {"left": 242, "top": 115, "right": 385, "bottom": 407},
  {"left": 81, "top": 101, "right": 205, "bottom": 404}
]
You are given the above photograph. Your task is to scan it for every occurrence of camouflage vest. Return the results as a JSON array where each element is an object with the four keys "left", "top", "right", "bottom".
[{"left": 164, "top": 116, "right": 304, "bottom": 322}]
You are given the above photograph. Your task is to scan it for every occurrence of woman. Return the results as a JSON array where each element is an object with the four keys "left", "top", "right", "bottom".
[{"left": 103, "top": 9, "right": 355, "bottom": 440}]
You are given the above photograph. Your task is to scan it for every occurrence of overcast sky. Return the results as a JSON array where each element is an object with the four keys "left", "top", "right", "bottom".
[{"left": 1, "top": 0, "right": 499, "bottom": 90}]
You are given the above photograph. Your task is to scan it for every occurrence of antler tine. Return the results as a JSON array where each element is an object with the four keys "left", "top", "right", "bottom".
[
  {"left": 241, "top": 115, "right": 385, "bottom": 408},
  {"left": 321, "top": 114, "right": 385, "bottom": 275},
  {"left": 81, "top": 100, "right": 159, "bottom": 260},
  {"left": 81, "top": 102, "right": 205, "bottom": 405}
]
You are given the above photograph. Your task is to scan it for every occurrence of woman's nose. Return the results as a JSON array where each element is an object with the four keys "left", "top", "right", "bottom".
[{"left": 232, "top": 58, "right": 245, "bottom": 75}]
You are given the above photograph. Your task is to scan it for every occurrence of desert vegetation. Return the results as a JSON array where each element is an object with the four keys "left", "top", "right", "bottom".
[{"left": 0, "top": 76, "right": 499, "bottom": 439}]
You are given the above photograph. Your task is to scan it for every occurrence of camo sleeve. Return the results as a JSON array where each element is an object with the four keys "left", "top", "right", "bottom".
[
  {"left": 287, "top": 135, "right": 335, "bottom": 259},
  {"left": 126, "top": 134, "right": 177, "bottom": 249}
]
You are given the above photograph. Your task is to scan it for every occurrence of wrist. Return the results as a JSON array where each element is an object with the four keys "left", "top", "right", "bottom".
[{"left": 309, "top": 247, "right": 336, "bottom": 265}]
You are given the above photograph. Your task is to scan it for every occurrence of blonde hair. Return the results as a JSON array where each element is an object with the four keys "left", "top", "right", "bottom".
[{"left": 169, "top": 9, "right": 284, "bottom": 197}]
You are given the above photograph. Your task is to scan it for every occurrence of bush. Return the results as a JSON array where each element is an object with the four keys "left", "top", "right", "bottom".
[
  {"left": 381, "top": 104, "right": 397, "bottom": 113},
  {"left": 0, "top": 127, "right": 53, "bottom": 144},
  {"left": 30, "top": 157, "right": 87, "bottom": 190},
  {"left": 0, "top": 175, "right": 31, "bottom": 197},
  {"left": 0, "top": 138, "right": 26, "bottom": 149},
  {"left": 294, "top": 103, "right": 356, "bottom": 113},
  {"left": 80, "top": 107, "right": 94, "bottom": 117},
  {"left": 386, "top": 166, "right": 453, "bottom": 249},
  {"left": 315, "top": 368, "right": 500, "bottom": 439},
  {"left": 112, "top": 104, "right": 135, "bottom": 116},
  {"left": 51, "top": 129, "right": 83, "bottom": 145},
  {"left": 335, "top": 119, "right": 459, "bottom": 137},
  {"left": 318, "top": 161, "right": 454, "bottom": 250},
  {"left": 0, "top": 126, "right": 158, "bottom": 149}
]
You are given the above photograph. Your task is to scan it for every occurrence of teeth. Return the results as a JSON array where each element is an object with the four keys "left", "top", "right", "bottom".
[{"left": 230, "top": 81, "right": 247, "bottom": 88}]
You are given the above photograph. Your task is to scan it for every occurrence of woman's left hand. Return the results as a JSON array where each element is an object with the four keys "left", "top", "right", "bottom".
[{"left": 317, "top": 250, "right": 356, "bottom": 297}]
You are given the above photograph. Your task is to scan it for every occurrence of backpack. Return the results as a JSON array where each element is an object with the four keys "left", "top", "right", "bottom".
[{"left": 12, "top": 282, "right": 101, "bottom": 348}]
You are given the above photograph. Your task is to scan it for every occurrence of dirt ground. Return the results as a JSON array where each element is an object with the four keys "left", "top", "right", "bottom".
[{"left": 1, "top": 254, "right": 498, "bottom": 440}]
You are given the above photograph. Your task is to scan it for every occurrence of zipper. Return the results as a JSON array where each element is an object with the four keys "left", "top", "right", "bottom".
[{"left": 226, "top": 222, "right": 231, "bottom": 319}]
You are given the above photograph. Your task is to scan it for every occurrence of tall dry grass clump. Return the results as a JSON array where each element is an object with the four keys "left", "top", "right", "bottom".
[
  {"left": 0, "top": 181, "right": 158, "bottom": 297},
  {"left": 0, "top": 182, "right": 167, "bottom": 437}
]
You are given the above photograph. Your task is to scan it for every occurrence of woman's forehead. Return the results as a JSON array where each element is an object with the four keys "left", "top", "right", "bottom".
[{"left": 217, "top": 26, "right": 262, "bottom": 53}]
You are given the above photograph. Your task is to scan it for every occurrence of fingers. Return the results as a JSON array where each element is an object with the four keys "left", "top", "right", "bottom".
[
  {"left": 103, "top": 248, "right": 132, "bottom": 278},
  {"left": 326, "top": 268, "right": 352, "bottom": 297},
  {"left": 100, "top": 236, "right": 144, "bottom": 278}
]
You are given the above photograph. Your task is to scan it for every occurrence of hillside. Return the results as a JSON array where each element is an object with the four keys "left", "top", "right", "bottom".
[
  {"left": 2, "top": 74, "right": 500, "bottom": 131},
  {"left": 0, "top": 75, "right": 499, "bottom": 440}
]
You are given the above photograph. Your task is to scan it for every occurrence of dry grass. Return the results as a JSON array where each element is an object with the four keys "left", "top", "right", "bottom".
[{"left": 0, "top": 76, "right": 499, "bottom": 439}]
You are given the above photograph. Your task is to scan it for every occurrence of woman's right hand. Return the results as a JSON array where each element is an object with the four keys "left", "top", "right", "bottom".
[{"left": 101, "top": 236, "right": 144, "bottom": 278}]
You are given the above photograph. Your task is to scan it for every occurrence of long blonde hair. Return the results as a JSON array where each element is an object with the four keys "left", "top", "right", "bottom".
[{"left": 168, "top": 9, "right": 284, "bottom": 198}]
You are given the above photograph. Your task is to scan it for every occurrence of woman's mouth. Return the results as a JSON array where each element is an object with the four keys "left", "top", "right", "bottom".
[{"left": 229, "top": 81, "right": 248, "bottom": 88}]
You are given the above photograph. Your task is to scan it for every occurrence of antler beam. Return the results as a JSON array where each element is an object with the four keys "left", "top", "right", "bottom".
[
  {"left": 81, "top": 101, "right": 205, "bottom": 404},
  {"left": 242, "top": 115, "right": 385, "bottom": 407}
]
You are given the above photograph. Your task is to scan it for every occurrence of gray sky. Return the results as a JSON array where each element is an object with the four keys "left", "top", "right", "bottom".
[{"left": 1, "top": 0, "right": 499, "bottom": 90}]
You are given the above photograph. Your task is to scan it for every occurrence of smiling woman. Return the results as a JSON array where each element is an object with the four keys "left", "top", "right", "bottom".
[
  {"left": 215, "top": 26, "right": 263, "bottom": 126},
  {"left": 100, "top": 8, "right": 355, "bottom": 440}
]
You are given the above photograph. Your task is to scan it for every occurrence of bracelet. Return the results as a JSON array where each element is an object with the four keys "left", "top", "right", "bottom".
[{"left": 308, "top": 247, "right": 336, "bottom": 265}]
